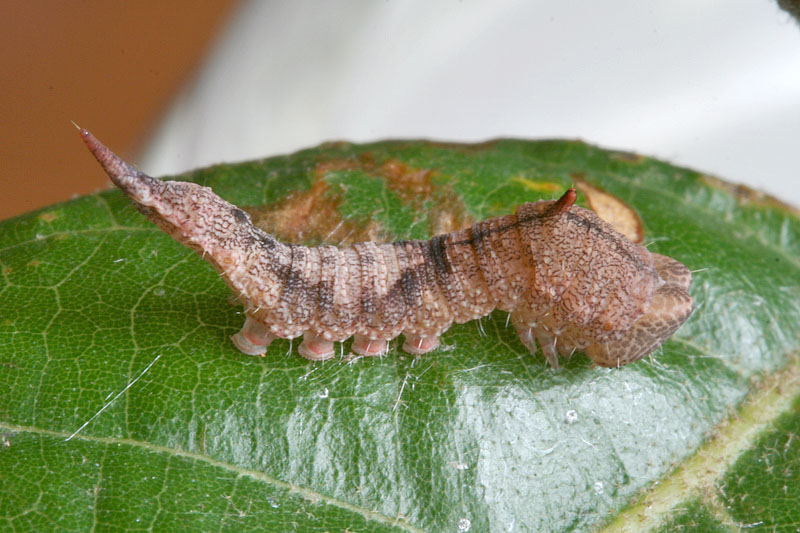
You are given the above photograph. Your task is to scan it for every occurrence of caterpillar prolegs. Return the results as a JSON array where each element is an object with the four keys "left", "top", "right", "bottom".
[{"left": 80, "top": 129, "right": 693, "bottom": 367}]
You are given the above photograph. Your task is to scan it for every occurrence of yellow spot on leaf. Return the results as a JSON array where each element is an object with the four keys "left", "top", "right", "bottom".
[
  {"left": 609, "top": 151, "right": 644, "bottom": 163},
  {"left": 510, "top": 177, "right": 563, "bottom": 193}
]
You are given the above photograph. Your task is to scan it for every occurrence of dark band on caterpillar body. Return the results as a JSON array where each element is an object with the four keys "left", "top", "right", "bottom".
[{"left": 80, "top": 128, "right": 693, "bottom": 367}]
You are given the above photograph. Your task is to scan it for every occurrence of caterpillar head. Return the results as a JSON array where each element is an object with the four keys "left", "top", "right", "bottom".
[{"left": 585, "top": 263, "right": 693, "bottom": 367}]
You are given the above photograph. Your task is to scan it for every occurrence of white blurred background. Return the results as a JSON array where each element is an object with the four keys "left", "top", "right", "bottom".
[{"left": 142, "top": 0, "right": 800, "bottom": 207}]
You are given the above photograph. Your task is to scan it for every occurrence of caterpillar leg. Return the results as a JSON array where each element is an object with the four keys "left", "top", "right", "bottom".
[
  {"left": 298, "top": 332, "right": 336, "bottom": 361},
  {"left": 514, "top": 325, "right": 560, "bottom": 367},
  {"left": 535, "top": 330, "right": 560, "bottom": 368},
  {"left": 352, "top": 335, "right": 389, "bottom": 357},
  {"left": 557, "top": 341, "right": 577, "bottom": 358},
  {"left": 402, "top": 334, "right": 440, "bottom": 355},
  {"left": 515, "top": 326, "right": 537, "bottom": 353},
  {"left": 231, "top": 316, "right": 276, "bottom": 356}
]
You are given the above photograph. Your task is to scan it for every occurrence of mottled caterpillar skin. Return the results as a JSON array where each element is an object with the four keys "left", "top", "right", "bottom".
[{"left": 81, "top": 129, "right": 693, "bottom": 367}]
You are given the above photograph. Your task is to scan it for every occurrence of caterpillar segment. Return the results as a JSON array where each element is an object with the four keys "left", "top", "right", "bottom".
[{"left": 81, "top": 128, "right": 693, "bottom": 367}]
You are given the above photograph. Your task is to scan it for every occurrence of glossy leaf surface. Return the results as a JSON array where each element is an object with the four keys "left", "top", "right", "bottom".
[{"left": 1, "top": 139, "right": 798, "bottom": 532}]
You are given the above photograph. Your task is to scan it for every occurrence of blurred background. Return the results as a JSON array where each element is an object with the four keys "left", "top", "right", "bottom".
[{"left": 2, "top": 0, "right": 800, "bottom": 221}]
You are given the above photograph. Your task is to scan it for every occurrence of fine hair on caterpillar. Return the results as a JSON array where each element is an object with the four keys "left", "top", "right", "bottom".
[{"left": 79, "top": 128, "right": 693, "bottom": 368}]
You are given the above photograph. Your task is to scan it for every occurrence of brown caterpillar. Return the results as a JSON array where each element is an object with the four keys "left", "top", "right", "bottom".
[{"left": 80, "top": 129, "right": 693, "bottom": 367}]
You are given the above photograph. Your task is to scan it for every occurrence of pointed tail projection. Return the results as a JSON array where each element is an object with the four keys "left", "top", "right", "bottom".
[
  {"left": 79, "top": 128, "right": 164, "bottom": 207},
  {"left": 80, "top": 129, "right": 692, "bottom": 367}
]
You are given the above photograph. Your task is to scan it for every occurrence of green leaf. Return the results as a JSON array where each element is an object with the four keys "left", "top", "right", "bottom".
[
  {"left": 719, "top": 394, "right": 800, "bottom": 529},
  {"left": 1, "top": 139, "right": 798, "bottom": 532},
  {"left": 654, "top": 499, "right": 730, "bottom": 532}
]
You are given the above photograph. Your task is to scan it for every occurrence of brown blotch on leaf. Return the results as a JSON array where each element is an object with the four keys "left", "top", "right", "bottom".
[
  {"left": 247, "top": 155, "right": 472, "bottom": 245},
  {"left": 609, "top": 150, "right": 645, "bottom": 163},
  {"left": 428, "top": 197, "right": 473, "bottom": 236},
  {"left": 573, "top": 176, "right": 644, "bottom": 244},
  {"left": 37, "top": 212, "right": 59, "bottom": 223},
  {"left": 376, "top": 158, "right": 472, "bottom": 235},
  {"left": 379, "top": 159, "right": 434, "bottom": 202},
  {"left": 245, "top": 159, "right": 383, "bottom": 246},
  {"left": 701, "top": 174, "right": 800, "bottom": 216}
]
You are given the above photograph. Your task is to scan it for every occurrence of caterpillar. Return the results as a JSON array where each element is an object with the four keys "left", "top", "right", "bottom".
[{"left": 80, "top": 129, "right": 693, "bottom": 367}]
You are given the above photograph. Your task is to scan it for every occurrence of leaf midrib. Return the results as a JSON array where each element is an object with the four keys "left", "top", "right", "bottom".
[{"left": 599, "top": 357, "right": 800, "bottom": 532}]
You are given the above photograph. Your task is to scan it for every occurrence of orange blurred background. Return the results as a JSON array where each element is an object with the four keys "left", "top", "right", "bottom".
[{"left": 0, "top": 1, "right": 240, "bottom": 220}]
